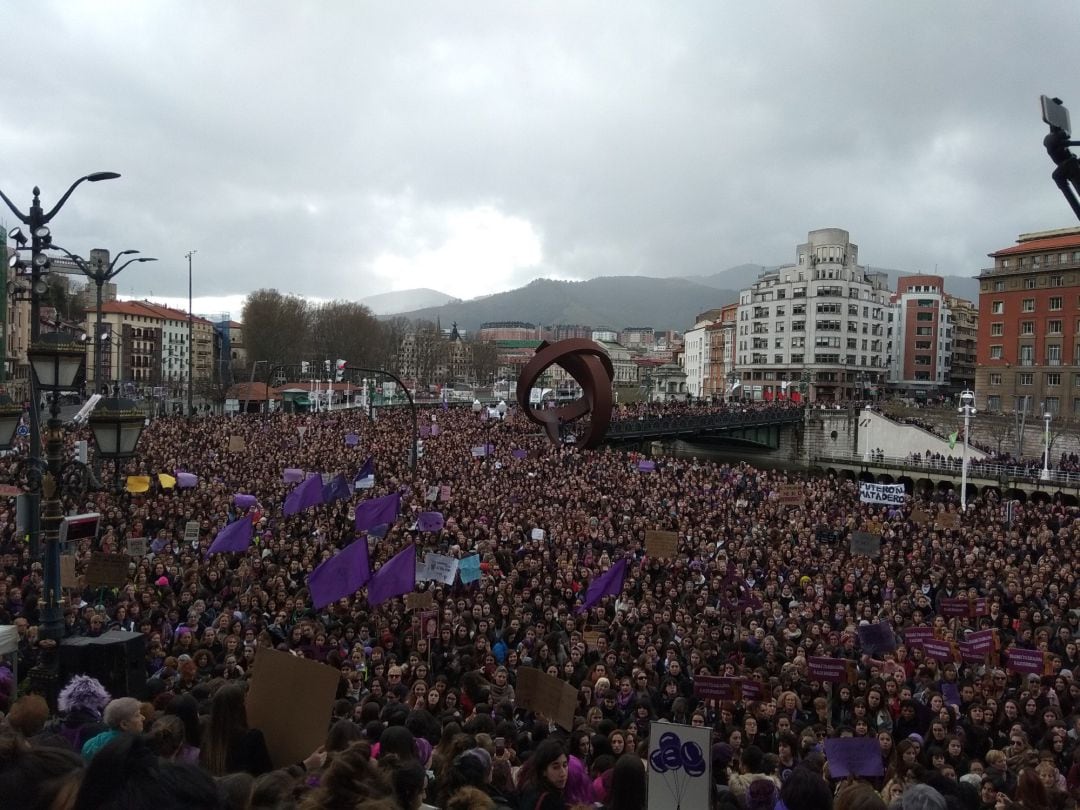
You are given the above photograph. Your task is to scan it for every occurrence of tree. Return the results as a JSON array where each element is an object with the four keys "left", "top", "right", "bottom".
[
  {"left": 309, "top": 300, "right": 384, "bottom": 369},
  {"left": 241, "top": 289, "right": 311, "bottom": 367},
  {"left": 467, "top": 337, "right": 499, "bottom": 386}
]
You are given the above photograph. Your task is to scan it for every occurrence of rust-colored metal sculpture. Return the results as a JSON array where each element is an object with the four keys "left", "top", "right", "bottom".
[{"left": 516, "top": 339, "right": 614, "bottom": 449}]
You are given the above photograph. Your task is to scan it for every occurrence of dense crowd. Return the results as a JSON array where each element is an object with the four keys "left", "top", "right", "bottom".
[{"left": 0, "top": 398, "right": 1077, "bottom": 810}]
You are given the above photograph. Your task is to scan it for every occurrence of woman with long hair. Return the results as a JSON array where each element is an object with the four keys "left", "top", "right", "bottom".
[
  {"left": 200, "top": 683, "right": 273, "bottom": 776},
  {"left": 517, "top": 738, "right": 569, "bottom": 810},
  {"left": 604, "top": 754, "right": 646, "bottom": 810}
]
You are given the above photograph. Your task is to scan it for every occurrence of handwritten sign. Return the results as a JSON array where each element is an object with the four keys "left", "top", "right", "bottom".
[
  {"left": 934, "top": 511, "right": 959, "bottom": 530},
  {"left": 184, "top": 521, "right": 201, "bottom": 545},
  {"left": 126, "top": 537, "right": 148, "bottom": 558},
  {"left": 85, "top": 552, "right": 131, "bottom": 589},
  {"left": 910, "top": 508, "right": 930, "bottom": 525},
  {"left": 60, "top": 555, "right": 79, "bottom": 589},
  {"left": 404, "top": 590, "right": 435, "bottom": 612},
  {"left": 645, "top": 530, "right": 679, "bottom": 559},
  {"left": 774, "top": 484, "right": 805, "bottom": 506}
]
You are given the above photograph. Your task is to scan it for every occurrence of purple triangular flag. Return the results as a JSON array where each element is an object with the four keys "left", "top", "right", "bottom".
[
  {"left": 176, "top": 472, "right": 198, "bottom": 488},
  {"left": 355, "top": 492, "right": 401, "bottom": 533},
  {"left": 354, "top": 457, "right": 375, "bottom": 488},
  {"left": 576, "top": 558, "right": 628, "bottom": 614},
  {"left": 284, "top": 473, "right": 325, "bottom": 517},
  {"left": 367, "top": 544, "right": 416, "bottom": 606},
  {"left": 307, "top": 537, "right": 371, "bottom": 609},
  {"left": 419, "top": 424, "right": 432, "bottom": 438},
  {"left": 322, "top": 473, "right": 352, "bottom": 504},
  {"left": 416, "top": 511, "right": 444, "bottom": 532},
  {"left": 368, "top": 523, "right": 390, "bottom": 539},
  {"left": 206, "top": 517, "right": 253, "bottom": 557},
  {"left": 344, "top": 432, "right": 359, "bottom": 447}
]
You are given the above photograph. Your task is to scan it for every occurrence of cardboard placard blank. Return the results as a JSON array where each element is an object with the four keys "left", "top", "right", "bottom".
[
  {"left": 934, "top": 511, "right": 959, "bottom": 529},
  {"left": 582, "top": 630, "right": 601, "bottom": 650},
  {"left": 910, "top": 508, "right": 930, "bottom": 525},
  {"left": 246, "top": 646, "right": 339, "bottom": 769},
  {"left": 516, "top": 667, "right": 578, "bottom": 731},
  {"left": 404, "top": 590, "right": 435, "bottom": 612},
  {"left": 228, "top": 436, "right": 246, "bottom": 452},
  {"left": 85, "top": 552, "right": 130, "bottom": 588},
  {"left": 645, "top": 530, "right": 678, "bottom": 559},
  {"left": 60, "top": 555, "right": 79, "bottom": 589}
]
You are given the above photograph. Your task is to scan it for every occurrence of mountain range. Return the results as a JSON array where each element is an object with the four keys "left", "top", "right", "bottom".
[{"left": 381, "top": 265, "right": 980, "bottom": 332}]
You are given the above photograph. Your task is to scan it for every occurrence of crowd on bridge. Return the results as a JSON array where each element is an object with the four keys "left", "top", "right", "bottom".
[{"left": 0, "top": 397, "right": 1077, "bottom": 810}]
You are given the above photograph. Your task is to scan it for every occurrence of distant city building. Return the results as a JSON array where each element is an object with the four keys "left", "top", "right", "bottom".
[
  {"left": 547, "top": 324, "right": 593, "bottom": 341},
  {"left": 477, "top": 321, "right": 538, "bottom": 342},
  {"left": 945, "top": 294, "right": 977, "bottom": 395},
  {"left": 735, "top": 228, "right": 890, "bottom": 402},
  {"left": 975, "top": 227, "right": 1080, "bottom": 414},
  {"left": 619, "top": 326, "right": 655, "bottom": 349},
  {"left": 887, "top": 274, "right": 956, "bottom": 398},
  {"left": 682, "top": 308, "right": 726, "bottom": 399},
  {"left": 591, "top": 329, "right": 618, "bottom": 343}
]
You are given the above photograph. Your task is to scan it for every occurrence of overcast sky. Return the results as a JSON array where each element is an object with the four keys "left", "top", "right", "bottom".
[{"left": 1, "top": 2, "right": 1075, "bottom": 316}]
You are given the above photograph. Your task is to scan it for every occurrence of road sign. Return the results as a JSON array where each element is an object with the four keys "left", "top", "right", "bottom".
[{"left": 16, "top": 425, "right": 29, "bottom": 437}]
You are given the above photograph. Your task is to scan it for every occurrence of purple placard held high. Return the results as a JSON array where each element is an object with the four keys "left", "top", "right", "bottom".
[
  {"left": 823, "top": 737, "right": 884, "bottom": 778},
  {"left": 1006, "top": 648, "right": 1047, "bottom": 676},
  {"left": 904, "top": 626, "right": 936, "bottom": 648},
  {"left": 856, "top": 621, "right": 896, "bottom": 655},
  {"left": 808, "top": 656, "right": 850, "bottom": 683}
]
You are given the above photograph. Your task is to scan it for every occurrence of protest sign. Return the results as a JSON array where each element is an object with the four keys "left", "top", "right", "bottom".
[
  {"left": 246, "top": 647, "right": 338, "bottom": 769},
  {"left": 517, "top": 667, "right": 578, "bottom": 731},
  {"left": 823, "top": 738, "right": 884, "bottom": 778},
  {"left": 420, "top": 609, "right": 439, "bottom": 639},
  {"left": 85, "top": 552, "right": 130, "bottom": 588},
  {"left": 849, "top": 531, "right": 881, "bottom": 558},
  {"left": 645, "top": 530, "right": 679, "bottom": 559},
  {"left": 904, "top": 626, "right": 936, "bottom": 648},
  {"left": 404, "top": 590, "right": 435, "bottom": 612},
  {"left": 228, "top": 435, "right": 246, "bottom": 452},
  {"left": 424, "top": 553, "right": 459, "bottom": 585},
  {"left": 458, "top": 554, "right": 481, "bottom": 584},
  {"left": 582, "top": 630, "right": 602, "bottom": 650},
  {"left": 858, "top": 482, "right": 905, "bottom": 506},
  {"left": 531, "top": 528, "right": 546, "bottom": 542},
  {"left": 60, "top": 555, "right": 79, "bottom": 589},
  {"left": 126, "top": 537, "right": 148, "bottom": 558},
  {"left": 939, "top": 597, "right": 971, "bottom": 617},
  {"left": 934, "top": 511, "right": 959, "bottom": 530},
  {"left": 693, "top": 676, "right": 740, "bottom": 701},
  {"left": 739, "top": 679, "right": 765, "bottom": 701},
  {"left": 647, "top": 721, "right": 711, "bottom": 810},
  {"left": 807, "top": 656, "right": 853, "bottom": 683},
  {"left": 184, "top": 521, "right": 201, "bottom": 545},
  {"left": 910, "top": 508, "right": 930, "bottom": 525},
  {"left": 425, "top": 485, "right": 439, "bottom": 502},
  {"left": 439, "top": 485, "right": 451, "bottom": 502},
  {"left": 774, "top": 484, "right": 805, "bottom": 506},
  {"left": 1006, "top": 648, "right": 1049, "bottom": 676},
  {"left": 856, "top": 621, "right": 896, "bottom": 654},
  {"left": 922, "top": 639, "right": 957, "bottom": 663}
]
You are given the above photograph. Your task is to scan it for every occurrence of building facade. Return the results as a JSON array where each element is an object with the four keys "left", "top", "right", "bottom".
[
  {"left": 946, "top": 294, "right": 978, "bottom": 394},
  {"left": 735, "top": 228, "right": 891, "bottom": 402},
  {"left": 975, "top": 227, "right": 1080, "bottom": 415},
  {"left": 477, "top": 322, "right": 539, "bottom": 342},
  {"left": 681, "top": 308, "right": 726, "bottom": 399},
  {"left": 887, "top": 275, "right": 954, "bottom": 398}
]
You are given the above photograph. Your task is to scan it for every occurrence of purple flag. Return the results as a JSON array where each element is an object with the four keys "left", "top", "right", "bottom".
[
  {"left": 419, "top": 424, "right": 432, "bottom": 438},
  {"left": 368, "top": 523, "right": 390, "bottom": 539},
  {"left": 355, "top": 492, "right": 401, "bottom": 533},
  {"left": 234, "top": 493, "right": 257, "bottom": 510},
  {"left": 367, "top": 544, "right": 416, "bottom": 606},
  {"left": 283, "top": 468, "right": 305, "bottom": 484},
  {"left": 823, "top": 738, "right": 884, "bottom": 778},
  {"left": 344, "top": 432, "right": 359, "bottom": 447},
  {"left": 322, "top": 473, "right": 352, "bottom": 504},
  {"left": 354, "top": 457, "right": 375, "bottom": 488},
  {"left": 284, "top": 474, "right": 325, "bottom": 517},
  {"left": 307, "top": 537, "right": 371, "bottom": 609},
  {"left": 416, "top": 511, "right": 444, "bottom": 532},
  {"left": 576, "top": 558, "right": 627, "bottom": 614},
  {"left": 638, "top": 460, "right": 656, "bottom": 472},
  {"left": 856, "top": 621, "right": 897, "bottom": 654},
  {"left": 206, "top": 517, "right": 253, "bottom": 557},
  {"left": 430, "top": 424, "right": 440, "bottom": 437},
  {"left": 176, "top": 472, "right": 198, "bottom": 488},
  {"left": 512, "top": 448, "right": 528, "bottom": 460}
]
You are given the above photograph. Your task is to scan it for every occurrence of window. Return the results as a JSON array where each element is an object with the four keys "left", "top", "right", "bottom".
[
  {"left": 1050, "top": 296, "right": 1063, "bottom": 310},
  {"left": 1047, "top": 373, "right": 1062, "bottom": 386},
  {"left": 1024, "top": 278, "right": 1037, "bottom": 289},
  {"left": 1021, "top": 321, "right": 1035, "bottom": 335},
  {"left": 915, "top": 327, "right": 933, "bottom": 336},
  {"left": 987, "top": 395, "right": 1001, "bottom": 411},
  {"left": 1022, "top": 299, "right": 1035, "bottom": 312},
  {"left": 991, "top": 323, "right": 1004, "bottom": 336},
  {"left": 1046, "top": 397, "right": 1060, "bottom": 415},
  {"left": 992, "top": 301, "right": 1004, "bottom": 314},
  {"left": 915, "top": 340, "right": 932, "bottom": 349},
  {"left": 1049, "top": 320, "right": 1063, "bottom": 334},
  {"left": 989, "top": 373, "right": 1002, "bottom": 385},
  {"left": 916, "top": 312, "right": 934, "bottom": 321},
  {"left": 1020, "top": 345, "right": 1035, "bottom": 365},
  {"left": 1074, "top": 397, "right": 1080, "bottom": 416},
  {"left": 1052, "top": 275, "right": 1064, "bottom": 287},
  {"left": 914, "top": 356, "right": 932, "bottom": 365},
  {"left": 990, "top": 346, "right": 1003, "bottom": 359},
  {"left": 993, "top": 280, "right": 1005, "bottom": 291},
  {"left": 1018, "top": 372, "right": 1034, "bottom": 386}
]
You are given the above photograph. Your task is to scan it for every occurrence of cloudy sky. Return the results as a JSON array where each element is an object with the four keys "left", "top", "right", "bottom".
[{"left": 0, "top": 2, "right": 1074, "bottom": 316}]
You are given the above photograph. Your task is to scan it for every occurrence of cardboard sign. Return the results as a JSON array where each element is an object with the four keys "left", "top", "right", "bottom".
[
  {"left": 516, "top": 667, "right": 578, "bottom": 731},
  {"left": 823, "top": 737, "right": 884, "bottom": 778},
  {"left": 1006, "top": 648, "right": 1050, "bottom": 676},
  {"left": 228, "top": 436, "right": 247, "bottom": 452},
  {"left": 922, "top": 639, "right": 957, "bottom": 663},
  {"left": 807, "top": 656, "right": 853, "bottom": 683},
  {"left": 910, "top": 508, "right": 930, "bottom": 525},
  {"left": 60, "top": 555, "right": 79, "bottom": 589},
  {"left": 934, "top": 511, "right": 959, "bottom": 529},
  {"left": 425, "top": 485, "right": 439, "bottom": 503},
  {"left": 126, "top": 537, "right": 148, "bottom": 558},
  {"left": 184, "top": 521, "right": 201, "bottom": 545},
  {"left": 439, "top": 485, "right": 451, "bottom": 502},
  {"left": 85, "top": 552, "right": 131, "bottom": 589},
  {"left": 530, "top": 528, "right": 546, "bottom": 542},
  {"left": 849, "top": 531, "right": 881, "bottom": 558},
  {"left": 404, "top": 590, "right": 435, "bottom": 612},
  {"left": 774, "top": 484, "right": 805, "bottom": 506},
  {"left": 693, "top": 675, "right": 740, "bottom": 701},
  {"left": 647, "top": 721, "right": 711, "bottom": 810},
  {"left": 246, "top": 647, "right": 339, "bottom": 769},
  {"left": 420, "top": 609, "right": 439, "bottom": 639},
  {"left": 423, "top": 553, "right": 459, "bottom": 585},
  {"left": 582, "top": 630, "right": 601, "bottom": 650},
  {"left": 645, "top": 529, "right": 679, "bottom": 559}
]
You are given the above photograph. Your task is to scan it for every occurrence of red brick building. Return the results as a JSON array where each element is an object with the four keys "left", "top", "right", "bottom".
[{"left": 975, "top": 227, "right": 1080, "bottom": 415}]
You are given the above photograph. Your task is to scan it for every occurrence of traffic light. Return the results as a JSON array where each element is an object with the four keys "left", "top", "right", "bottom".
[
  {"left": 415, "top": 439, "right": 424, "bottom": 461},
  {"left": 73, "top": 439, "right": 87, "bottom": 465},
  {"left": 301, "top": 361, "right": 310, "bottom": 375},
  {"left": 335, "top": 359, "right": 347, "bottom": 383}
]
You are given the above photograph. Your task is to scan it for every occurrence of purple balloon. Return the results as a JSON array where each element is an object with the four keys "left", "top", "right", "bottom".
[
  {"left": 649, "top": 747, "right": 669, "bottom": 774},
  {"left": 662, "top": 744, "right": 681, "bottom": 770},
  {"left": 681, "top": 741, "right": 705, "bottom": 777},
  {"left": 659, "top": 732, "right": 681, "bottom": 753}
]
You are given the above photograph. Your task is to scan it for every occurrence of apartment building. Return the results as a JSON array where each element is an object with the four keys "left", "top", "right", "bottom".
[
  {"left": 975, "top": 227, "right": 1080, "bottom": 415},
  {"left": 736, "top": 228, "right": 891, "bottom": 402},
  {"left": 887, "top": 275, "right": 954, "bottom": 398}
]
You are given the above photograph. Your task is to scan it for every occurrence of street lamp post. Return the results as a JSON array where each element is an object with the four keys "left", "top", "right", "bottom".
[
  {"left": 344, "top": 364, "right": 418, "bottom": 471},
  {"left": 88, "top": 398, "right": 147, "bottom": 493},
  {"left": 1042, "top": 410, "right": 1052, "bottom": 481},
  {"left": 958, "top": 389, "right": 976, "bottom": 511},
  {"left": 863, "top": 403, "right": 873, "bottom": 462},
  {"left": 186, "top": 250, "right": 197, "bottom": 417},
  {"left": 0, "top": 172, "right": 120, "bottom": 562}
]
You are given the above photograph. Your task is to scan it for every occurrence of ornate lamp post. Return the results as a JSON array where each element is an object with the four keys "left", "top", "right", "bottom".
[
  {"left": 89, "top": 398, "right": 147, "bottom": 492},
  {"left": 0, "top": 396, "right": 23, "bottom": 449}
]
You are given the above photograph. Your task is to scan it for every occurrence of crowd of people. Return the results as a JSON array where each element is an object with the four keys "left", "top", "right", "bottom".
[{"left": 0, "top": 397, "right": 1077, "bottom": 810}]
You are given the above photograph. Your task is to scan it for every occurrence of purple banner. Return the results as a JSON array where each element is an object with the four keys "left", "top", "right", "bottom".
[
  {"left": 922, "top": 640, "right": 956, "bottom": 663},
  {"left": 693, "top": 676, "right": 739, "bottom": 701},
  {"left": 283, "top": 468, "right": 305, "bottom": 483},
  {"left": 1006, "top": 648, "right": 1047, "bottom": 676},
  {"left": 823, "top": 738, "right": 884, "bottom": 778},
  {"left": 904, "top": 626, "right": 936, "bottom": 648},
  {"left": 808, "top": 656, "right": 850, "bottom": 683}
]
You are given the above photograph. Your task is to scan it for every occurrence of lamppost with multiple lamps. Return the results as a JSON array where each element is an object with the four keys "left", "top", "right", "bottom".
[
  {"left": 1042, "top": 409, "right": 1053, "bottom": 481},
  {"left": 343, "top": 364, "right": 418, "bottom": 471},
  {"left": 958, "top": 389, "right": 976, "bottom": 511},
  {"left": 0, "top": 173, "right": 120, "bottom": 563}
]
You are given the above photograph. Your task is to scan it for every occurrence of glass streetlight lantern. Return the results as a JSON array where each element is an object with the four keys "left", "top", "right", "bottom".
[
  {"left": 89, "top": 398, "right": 145, "bottom": 458},
  {"left": 27, "top": 335, "right": 85, "bottom": 391},
  {"left": 472, "top": 399, "right": 483, "bottom": 413},
  {"left": 0, "top": 396, "right": 23, "bottom": 450}
]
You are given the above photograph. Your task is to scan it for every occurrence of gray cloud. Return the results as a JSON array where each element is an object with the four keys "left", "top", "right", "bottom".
[{"left": 0, "top": 0, "right": 1074, "bottom": 310}]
